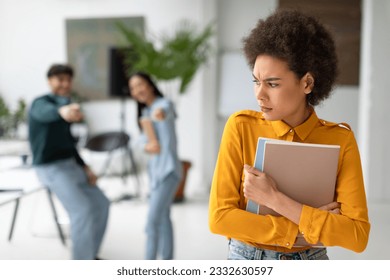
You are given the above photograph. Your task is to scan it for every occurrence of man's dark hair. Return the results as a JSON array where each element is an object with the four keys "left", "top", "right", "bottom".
[
  {"left": 47, "top": 64, "right": 74, "bottom": 78},
  {"left": 243, "top": 9, "right": 338, "bottom": 106}
]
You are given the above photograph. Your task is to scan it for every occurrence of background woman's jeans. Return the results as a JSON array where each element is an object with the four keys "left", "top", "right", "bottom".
[
  {"left": 228, "top": 238, "right": 329, "bottom": 260},
  {"left": 35, "top": 158, "right": 110, "bottom": 260},
  {"left": 145, "top": 172, "right": 180, "bottom": 260}
]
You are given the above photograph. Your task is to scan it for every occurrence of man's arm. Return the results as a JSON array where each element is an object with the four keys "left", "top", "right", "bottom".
[
  {"left": 74, "top": 148, "right": 86, "bottom": 167},
  {"left": 30, "top": 98, "right": 62, "bottom": 123},
  {"left": 74, "top": 148, "right": 98, "bottom": 186}
]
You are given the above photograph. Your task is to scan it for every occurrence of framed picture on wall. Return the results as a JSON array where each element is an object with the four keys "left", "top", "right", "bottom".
[{"left": 66, "top": 16, "right": 144, "bottom": 100}]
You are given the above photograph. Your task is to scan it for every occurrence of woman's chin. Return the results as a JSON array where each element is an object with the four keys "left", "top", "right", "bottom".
[{"left": 260, "top": 110, "right": 275, "bottom": 120}]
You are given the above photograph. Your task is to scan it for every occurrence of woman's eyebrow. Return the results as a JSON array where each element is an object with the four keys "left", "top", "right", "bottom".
[
  {"left": 252, "top": 73, "right": 281, "bottom": 81},
  {"left": 264, "top": 77, "right": 281, "bottom": 82}
]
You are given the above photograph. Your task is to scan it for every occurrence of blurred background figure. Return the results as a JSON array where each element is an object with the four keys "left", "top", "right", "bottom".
[
  {"left": 129, "top": 72, "right": 182, "bottom": 260},
  {"left": 28, "top": 64, "right": 110, "bottom": 260}
]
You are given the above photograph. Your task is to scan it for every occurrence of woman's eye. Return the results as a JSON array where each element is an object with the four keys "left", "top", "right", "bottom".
[
  {"left": 269, "top": 83, "right": 278, "bottom": 88},
  {"left": 252, "top": 79, "right": 260, "bottom": 86}
]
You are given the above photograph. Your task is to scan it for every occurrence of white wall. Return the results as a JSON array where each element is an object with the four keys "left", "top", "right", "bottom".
[
  {"left": 0, "top": 0, "right": 214, "bottom": 196},
  {"left": 197, "top": 0, "right": 219, "bottom": 192},
  {"left": 217, "top": 0, "right": 277, "bottom": 52},
  {"left": 316, "top": 86, "right": 359, "bottom": 133},
  {"left": 358, "top": 0, "right": 390, "bottom": 202}
]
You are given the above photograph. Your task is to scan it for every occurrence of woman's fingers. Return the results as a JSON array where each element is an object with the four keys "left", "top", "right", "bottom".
[{"left": 319, "top": 201, "right": 341, "bottom": 212}]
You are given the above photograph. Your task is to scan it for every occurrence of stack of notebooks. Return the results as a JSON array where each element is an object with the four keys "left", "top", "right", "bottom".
[{"left": 246, "top": 137, "right": 340, "bottom": 246}]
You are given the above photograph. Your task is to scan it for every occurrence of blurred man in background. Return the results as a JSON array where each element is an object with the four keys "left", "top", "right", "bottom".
[{"left": 28, "top": 64, "right": 110, "bottom": 260}]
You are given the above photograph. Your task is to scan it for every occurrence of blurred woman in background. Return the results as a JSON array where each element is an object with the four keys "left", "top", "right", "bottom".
[{"left": 129, "top": 72, "right": 182, "bottom": 260}]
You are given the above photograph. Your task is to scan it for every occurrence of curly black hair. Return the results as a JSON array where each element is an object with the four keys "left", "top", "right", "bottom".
[{"left": 243, "top": 9, "right": 338, "bottom": 106}]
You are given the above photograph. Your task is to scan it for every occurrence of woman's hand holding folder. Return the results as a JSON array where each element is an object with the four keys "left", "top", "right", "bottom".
[
  {"left": 243, "top": 164, "right": 279, "bottom": 208},
  {"left": 319, "top": 201, "right": 341, "bottom": 214},
  {"left": 243, "top": 164, "right": 341, "bottom": 227}
]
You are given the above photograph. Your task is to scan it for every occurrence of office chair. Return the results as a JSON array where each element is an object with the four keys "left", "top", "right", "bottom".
[{"left": 84, "top": 131, "right": 141, "bottom": 201}]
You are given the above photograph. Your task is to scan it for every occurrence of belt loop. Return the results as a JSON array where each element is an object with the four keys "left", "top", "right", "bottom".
[
  {"left": 298, "top": 249, "right": 309, "bottom": 260},
  {"left": 254, "top": 247, "right": 263, "bottom": 260}
]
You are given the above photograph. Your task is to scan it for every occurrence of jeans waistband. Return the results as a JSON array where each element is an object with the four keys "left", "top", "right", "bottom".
[{"left": 228, "top": 238, "right": 328, "bottom": 260}]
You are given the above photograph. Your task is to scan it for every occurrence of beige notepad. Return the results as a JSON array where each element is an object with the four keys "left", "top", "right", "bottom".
[
  {"left": 246, "top": 138, "right": 340, "bottom": 247},
  {"left": 259, "top": 139, "right": 340, "bottom": 216}
]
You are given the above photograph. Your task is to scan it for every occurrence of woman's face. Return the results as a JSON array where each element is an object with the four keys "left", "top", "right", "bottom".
[
  {"left": 252, "top": 55, "right": 313, "bottom": 127},
  {"left": 128, "top": 75, "right": 155, "bottom": 105}
]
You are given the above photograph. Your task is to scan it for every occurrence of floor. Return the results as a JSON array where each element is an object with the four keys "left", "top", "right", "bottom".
[{"left": 0, "top": 157, "right": 389, "bottom": 260}]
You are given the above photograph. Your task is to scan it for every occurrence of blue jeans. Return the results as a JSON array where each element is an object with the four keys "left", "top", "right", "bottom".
[
  {"left": 145, "top": 172, "right": 181, "bottom": 260},
  {"left": 228, "top": 239, "right": 329, "bottom": 260},
  {"left": 35, "top": 158, "right": 110, "bottom": 260}
]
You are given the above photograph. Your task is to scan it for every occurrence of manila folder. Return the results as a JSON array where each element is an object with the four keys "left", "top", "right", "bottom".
[{"left": 259, "top": 140, "right": 340, "bottom": 216}]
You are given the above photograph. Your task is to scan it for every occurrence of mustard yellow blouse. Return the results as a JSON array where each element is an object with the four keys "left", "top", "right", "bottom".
[{"left": 209, "top": 110, "right": 370, "bottom": 253}]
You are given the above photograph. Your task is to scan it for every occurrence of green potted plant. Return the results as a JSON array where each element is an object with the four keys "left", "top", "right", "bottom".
[
  {"left": 13, "top": 99, "right": 27, "bottom": 125},
  {"left": 13, "top": 98, "right": 28, "bottom": 139},
  {"left": 116, "top": 19, "right": 214, "bottom": 95},
  {"left": 0, "top": 95, "right": 12, "bottom": 137},
  {"left": 116, "top": 20, "right": 214, "bottom": 202}
]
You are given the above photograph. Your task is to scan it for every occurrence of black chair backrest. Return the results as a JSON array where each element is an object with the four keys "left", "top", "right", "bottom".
[{"left": 85, "top": 132, "right": 130, "bottom": 152}]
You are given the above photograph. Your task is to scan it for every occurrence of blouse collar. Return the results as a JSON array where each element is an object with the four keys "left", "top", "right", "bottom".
[{"left": 269, "top": 110, "right": 319, "bottom": 141}]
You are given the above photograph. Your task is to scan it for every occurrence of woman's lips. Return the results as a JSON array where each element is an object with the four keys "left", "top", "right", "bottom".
[{"left": 260, "top": 106, "right": 272, "bottom": 113}]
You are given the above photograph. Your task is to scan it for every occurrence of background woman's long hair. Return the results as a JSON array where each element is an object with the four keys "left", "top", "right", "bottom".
[{"left": 128, "top": 72, "right": 164, "bottom": 130}]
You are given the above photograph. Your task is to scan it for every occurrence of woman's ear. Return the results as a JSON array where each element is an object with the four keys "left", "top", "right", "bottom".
[{"left": 303, "top": 73, "right": 315, "bottom": 94}]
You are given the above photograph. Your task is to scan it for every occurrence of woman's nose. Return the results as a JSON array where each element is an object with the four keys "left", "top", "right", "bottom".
[{"left": 255, "top": 84, "right": 267, "bottom": 101}]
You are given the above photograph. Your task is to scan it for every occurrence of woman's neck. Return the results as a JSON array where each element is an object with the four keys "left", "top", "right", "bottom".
[
  {"left": 145, "top": 95, "right": 157, "bottom": 107},
  {"left": 283, "top": 106, "right": 313, "bottom": 128}
]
